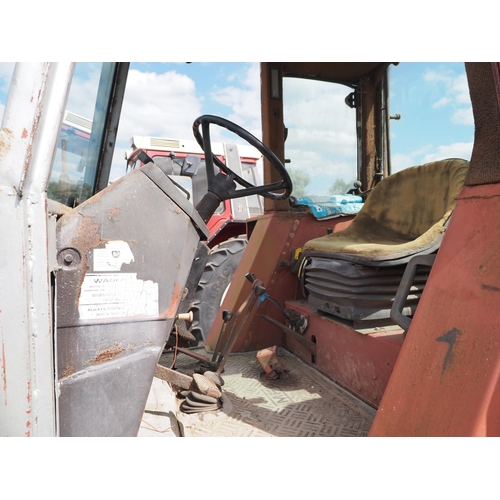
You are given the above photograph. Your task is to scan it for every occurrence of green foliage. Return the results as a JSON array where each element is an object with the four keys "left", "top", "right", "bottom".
[
  {"left": 47, "top": 180, "right": 93, "bottom": 207},
  {"left": 289, "top": 169, "right": 310, "bottom": 197},
  {"left": 329, "top": 178, "right": 356, "bottom": 195}
]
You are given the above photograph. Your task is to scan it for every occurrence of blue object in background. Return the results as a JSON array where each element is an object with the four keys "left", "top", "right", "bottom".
[{"left": 290, "top": 194, "right": 363, "bottom": 220}]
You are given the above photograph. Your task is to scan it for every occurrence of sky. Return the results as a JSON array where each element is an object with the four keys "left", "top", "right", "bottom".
[{"left": 0, "top": 62, "right": 474, "bottom": 195}]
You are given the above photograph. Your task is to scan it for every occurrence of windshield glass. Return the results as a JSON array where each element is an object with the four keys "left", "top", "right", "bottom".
[
  {"left": 0, "top": 62, "right": 474, "bottom": 205},
  {"left": 283, "top": 78, "right": 357, "bottom": 197},
  {"left": 281, "top": 63, "right": 473, "bottom": 197}
]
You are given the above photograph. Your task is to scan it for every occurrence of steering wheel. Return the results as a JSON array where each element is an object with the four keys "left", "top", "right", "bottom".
[{"left": 192, "top": 115, "right": 292, "bottom": 201}]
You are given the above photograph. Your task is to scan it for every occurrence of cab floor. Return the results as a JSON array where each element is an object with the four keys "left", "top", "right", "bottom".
[{"left": 159, "top": 347, "right": 375, "bottom": 437}]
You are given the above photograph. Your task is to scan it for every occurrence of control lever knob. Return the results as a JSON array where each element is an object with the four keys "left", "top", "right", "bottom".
[
  {"left": 222, "top": 310, "right": 233, "bottom": 322},
  {"left": 245, "top": 273, "right": 256, "bottom": 283}
]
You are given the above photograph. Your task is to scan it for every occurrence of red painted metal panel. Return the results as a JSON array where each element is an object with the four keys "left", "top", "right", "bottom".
[
  {"left": 285, "top": 301, "right": 403, "bottom": 407},
  {"left": 206, "top": 201, "right": 232, "bottom": 234},
  {"left": 370, "top": 183, "right": 500, "bottom": 436},
  {"left": 205, "top": 211, "right": 354, "bottom": 352}
]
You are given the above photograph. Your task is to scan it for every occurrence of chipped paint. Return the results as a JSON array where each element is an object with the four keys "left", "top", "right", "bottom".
[
  {"left": 64, "top": 213, "right": 103, "bottom": 288},
  {"left": 89, "top": 344, "right": 125, "bottom": 364},
  {"left": 126, "top": 339, "right": 153, "bottom": 351},
  {"left": 61, "top": 365, "right": 74, "bottom": 378},
  {"left": 108, "top": 207, "right": 120, "bottom": 219},
  {"left": 166, "top": 281, "right": 182, "bottom": 317},
  {"left": 72, "top": 214, "right": 102, "bottom": 251},
  {"left": 92, "top": 241, "right": 134, "bottom": 272},
  {"left": 0, "top": 127, "right": 13, "bottom": 162}
]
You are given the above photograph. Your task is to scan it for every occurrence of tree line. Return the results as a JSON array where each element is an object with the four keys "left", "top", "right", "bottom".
[{"left": 288, "top": 170, "right": 356, "bottom": 197}]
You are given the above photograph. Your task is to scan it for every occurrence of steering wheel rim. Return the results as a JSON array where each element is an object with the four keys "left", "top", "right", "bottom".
[{"left": 192, "top": 115, "right": 292, "bottom": 200}]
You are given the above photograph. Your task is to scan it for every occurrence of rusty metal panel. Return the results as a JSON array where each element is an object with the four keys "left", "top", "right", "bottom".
[
  {"left": 281, "top": 62, "right": 388, "bottom": 85},
  {"left": 284, "top": 300, "right": 403, "bottom": 408},
  {"left": 56, "top": 164, "right": 206, "bottom": 436},
  {"left": 370, "top": 183, "right": 500, "bottom": 436},
  {"left": 260, "top": 63, "right": 288, "bottom": 213},
  {"left": 205, "top": 211, "right": 354, "bottom": 353}
]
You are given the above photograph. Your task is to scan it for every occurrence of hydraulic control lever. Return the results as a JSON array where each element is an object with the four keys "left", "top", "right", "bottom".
[
  {"left": 211, "top": 310, "right": 234, "bottom": 364},
  {"left": 246, "top": 272, "right": 309, "bottom": 335}
]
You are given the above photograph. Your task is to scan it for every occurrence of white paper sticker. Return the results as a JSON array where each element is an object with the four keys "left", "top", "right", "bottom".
[
  {"left": 93, "top": 241, "right": 135, "bottom": 272},
  {"left": 79, "top": 273, "right": 159, "bottom": 320}
]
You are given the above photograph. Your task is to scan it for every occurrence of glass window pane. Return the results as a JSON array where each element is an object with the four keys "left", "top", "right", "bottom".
[
  {"left": 48, "top": 62, "right": 121, "bottom": 207},
  {"left": 388, "top": 63, "right": 473, "bottom": 172},
  {"left": 47, "top": 110, "right": 93, "bottom": 205},
  {"left": 283, "top": 78, "right": 357, "bottom": 197}
]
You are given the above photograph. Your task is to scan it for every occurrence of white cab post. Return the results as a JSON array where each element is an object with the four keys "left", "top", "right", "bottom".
[{"left": 0, "top": 62, "right": 74, "bottom": 436}]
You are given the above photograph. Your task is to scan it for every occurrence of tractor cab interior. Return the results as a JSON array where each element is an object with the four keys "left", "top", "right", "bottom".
[
  {"left": 202, "top": 62, "right": 472, "bottom": 409},
  {"left": 8, "top": 61, "right": 500, "bottom": 438},
  {"left": 8, "top": 60, "right": 500, "bottom": 439},
  {"left": 53, "top": 62, "right": 473, "bottom": 433}
]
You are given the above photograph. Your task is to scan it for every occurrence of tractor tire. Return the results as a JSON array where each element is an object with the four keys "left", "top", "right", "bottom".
[{"left": 190, "top": 236, "right": 248, "bottom": 345}]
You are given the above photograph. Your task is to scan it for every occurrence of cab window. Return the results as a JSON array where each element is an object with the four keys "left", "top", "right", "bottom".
[{"left": 283, "top": 77, "right": 357, "bottom": 197}]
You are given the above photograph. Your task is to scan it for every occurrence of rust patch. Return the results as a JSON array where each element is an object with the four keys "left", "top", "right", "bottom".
[
  {"left": 126, "top": 340, "right": 153, "bottom": 351},
  {"left": 166, "top": 281, "right": 182, "bottom": 317},
  {"left": 108, "top": 207, "right": 120, "bottom": 219},
  {"left": 23, "top": 109, "right": 40, "bottom": 178},
  {"left": 66, "top": 214, "right": 103, "bottom": 285},
  {"left": 0, "top": 127, "right": 13, "bottom": 161},
  {"left": 72, "top": 214, "right": 102, "bottom": 251},
  {"left": 89, "top": 344, "right": 125, "bottom": 364},
  {"left": 21, "top": 128, "right": 28, "bottom": 139},
  {"left": 61, "top": 365, "right": 74, "bottom": 378}
]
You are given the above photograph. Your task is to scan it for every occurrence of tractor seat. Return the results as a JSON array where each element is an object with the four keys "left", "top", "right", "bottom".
[
  {"left": 302, "top": 159, "right": 469, "bottom": 265},
  {"left": 300, "top": 159, "right": 469, "bottom": 324}
]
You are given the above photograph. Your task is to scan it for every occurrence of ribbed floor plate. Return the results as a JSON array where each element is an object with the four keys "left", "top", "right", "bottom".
[{"left": 159, "top": 348, "right": 375, "bottom": 437}]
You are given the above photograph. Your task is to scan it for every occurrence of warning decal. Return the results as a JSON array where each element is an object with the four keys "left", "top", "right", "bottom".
[
  {"left": 93, "top": 240, "right": 135, "bottom": 272},
  {"left": 79, "top": 273, "right": 159, "bottom": 320}
]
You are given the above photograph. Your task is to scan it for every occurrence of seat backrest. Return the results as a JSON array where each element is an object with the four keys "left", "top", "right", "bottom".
[{"left": 354, "top": 158, "right": 470, "bottom": 240}]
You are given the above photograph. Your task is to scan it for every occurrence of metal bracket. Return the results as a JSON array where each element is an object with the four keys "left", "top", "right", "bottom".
[{"left": 390, "top": 254, "right": 437, "bottom": 333}]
